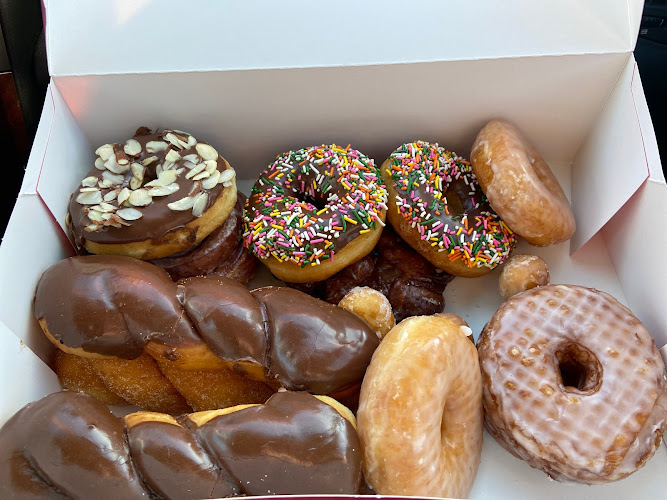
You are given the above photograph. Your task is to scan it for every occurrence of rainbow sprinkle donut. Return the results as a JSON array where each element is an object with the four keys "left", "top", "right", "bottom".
[
  {"left": 244, "top": 144, "right": 388, "bottom": 283},
  {"left": 381, "top": 141, "right": 516, "bottom": 277}
]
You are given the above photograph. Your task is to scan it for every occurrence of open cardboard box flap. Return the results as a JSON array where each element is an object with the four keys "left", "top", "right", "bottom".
[{"left": 1, "top": 0, "right": 666, "bottom": 498}]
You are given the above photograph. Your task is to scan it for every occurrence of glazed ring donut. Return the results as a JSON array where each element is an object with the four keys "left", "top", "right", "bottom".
[
  {"left": 478, "top": 284, "right": 667, "bottom": 483},
  {"left": 470, "top": 119, "right": 576, "bottom": 246},
  {"left": 244, "top": 144, "right": 388, "bottom": 282},
  {"left": 381, "top": 141, "right": 517, "bottom": 277},
  {"left": 357, "top": 315, "right": 483, "bottom": 498},
  {"left": 67, "top": 127, "right": 237, "bottom": 260}
]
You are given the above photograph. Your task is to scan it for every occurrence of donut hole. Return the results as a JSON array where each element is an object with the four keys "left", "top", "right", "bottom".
[
  {"left": 555, "top": 343, "right": 602, "bottom": 394},
  {"left": 291, "top": 191, "right": 328, "bottom": 211}
]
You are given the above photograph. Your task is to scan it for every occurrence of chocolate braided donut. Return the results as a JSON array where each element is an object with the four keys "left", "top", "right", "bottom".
[
  {"left": 34, "top": 256, "right": 380, "bottom": 413},
  {"left": 0, "top": 391, "right": 363, "bottom": 499}
]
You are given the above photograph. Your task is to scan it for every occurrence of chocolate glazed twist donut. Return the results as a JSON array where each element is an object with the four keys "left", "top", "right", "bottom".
[
  {"left": 0, "top": 391, "right": 363, "bottom": 499},
  {"left": 34, "top": 256, "right": 380, "bottom": 414}
]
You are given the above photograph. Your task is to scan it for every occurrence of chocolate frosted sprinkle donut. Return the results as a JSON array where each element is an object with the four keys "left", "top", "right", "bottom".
[
  {"left": 68, "top": 127, "right": 237, "bottom": 260},
  {"left": 478, "top": 284, "right": 667, "bottom": 483},
  {"left": 244, "top": 144, "right": 388, "bottom": 283},
  {"left": 381, "top": 141, "right": 516, "bottom": 277}
]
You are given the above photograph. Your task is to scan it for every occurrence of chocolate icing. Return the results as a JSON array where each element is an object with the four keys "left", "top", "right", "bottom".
[
  {"left": 128, "top": 420, "right": 237, "bottom": 499},
  {"left": 195, "top": 391, "right": 363, "bottom": 495},
  {"left": 0, "top": 391, "right": 145, "bottom": 499},
  {"left": 0, "top": 391, "right": 363, "bottom": 498},
  {"left": 150, "top": 192, "right": 257, "bottom": 283},
  {"left": 34, "top": 256, "right": 379, "bottom": 394},
  {"left": 288, "top": 226, "right": 455, "bottom": 322},
  {"left": 68, "top": 128, "right": 230, "bottom": 248}
]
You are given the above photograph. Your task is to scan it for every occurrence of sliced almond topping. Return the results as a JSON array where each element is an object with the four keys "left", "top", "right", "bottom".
[
  {"left": 81, "top": 176, "right": 98, "bottom": 187},
  {"left": 183, "top": 161, "right": 198, "bottom": 170},
  {"left": 99, "top": 202, "right": 116, "bottom": 212},
  {"left": 182, "top": 154, "right": 199, "bottom": 163},
  {"left": 117, "top": 158, "right": 130, "bottom": 166},
  {"left": 103, "top": 189, "right": 119, "bottom": 202},
  {"left": 161, "top": 161, "right": 175, "bottom": 171},
  {"left": 87, "top": 210, "right": 104, "bottom": 223},
  {"left": 142, "top": 155, "right": 159, "bottom": 166},
  {"left": 165, "top": 149, "right": 182, "bottom": 162},
  {"left": 187, "top": 135, "right": 197, "bottom": 147},
  {"left": 146, "top": 141, "right": 168, "bottom": 153},
  {"left": 167, "top": 196, "right": 196, "bottom": 211},
  {"left": 130, "top": 177, "right": 143, "bottom": 190},
  {"left": 102, "top": 170, "right": 124, "bottom": 185},
  {"left": 116, "top": 208, "right": 143, "bottom": 221},
  {"left": 99, "top": 179, "right": 112, "bottom": 188},
  {"left": 202, "top": 170, "right": 220, "bottom": 189},
  {"left": 131, "top": 163, "right": 145, "bottom": 180},
  {"left": 204, "top": 160, "right": 217, "bottom": 174},
  {"left": 192, "top": 171, "right": 210, "bottom": 181},
  {"left": 95, "top": 158, "right": 106, "bottom": 170},
  {"left": 185, "top": 162, "right": 206, "bottom": 179},
  {"left": 195, "top": 143, "right": 218, "bottom": 161},
  {"left": 117, "top": 187, "right": 131, "bottom": 206},
  {"left": 95, "top": 144, "right": 114, "bottom": 161},
  {"left": 76, "top": 190, "right": 103, "bottom": 205},
  {"left": 165, "top": 132, "right": 188, "bottom": 150},
  {"left": 145, "top": 169, "right": 179, "bottom": 187},
  {"left": 79, "top": 187, "right": 99, "bottom": 193},
  {"left": 85, "top": 223, "right": 102, "bottom": 232},
  {"left": 124, "top": 139, "right": 142, "bottom": 157},
  {"left": 222, "top": 181, "right": 233, "bottom": 187},
  {"left": 219, "top": 168, "right": 236, "bottom": 183},
  {"left": 148, "top": 183, "right": 180, "bottom": 197},
  {"left": 192, "top": 192, "right": 208, "bottom": 217},
  {"left": 101, "top": 212, "right": 113, "bottom": 220},
  {"left": 128, "top": 189, "right": 152, "bottom": 207},
  {"left": 104, "top": 155, "right": 130, "bottom": 174}
]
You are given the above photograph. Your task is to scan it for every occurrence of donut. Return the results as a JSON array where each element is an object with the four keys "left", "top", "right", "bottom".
[
  {"left": 338, "top": 287, "right": 395, "bottom": 339},
  {"left": 357, "top": 315, "right": 483, "bottom": 498},
  {"left": 244, "top": 144, "right": 388, "bottom": 283},
  {"left": 498, "top": 254, "right": 549, "bottom": 299},
  {"left": 0, "top": 391, "right": 364, "bottom": 498},
  {"left": 150, "top": 192, "right": 257, "bottom": 284},
  {"left": 34, "top": 255, "right": 380, "bottom": 413},
  {"left": 381, "top": 141, "right": 516, "bottom": 277},
  {"left": 470, "top": 119, "right": 576, "bottom": 246},
  {"left": 287, "top": 225, "right": 455, "bottom": 323},
  {"left": 67, "top": 127, "right": 238, "bottom": 260},
  {"left": 477, "top": 284, "right": 667, "bottom": 483}
]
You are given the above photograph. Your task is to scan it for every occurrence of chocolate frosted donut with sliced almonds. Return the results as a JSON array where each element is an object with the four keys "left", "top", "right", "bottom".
[
  {"left": 67, "top": 127, "right": 237, "bottom": 260},
  {"left": 34, "top": 255, "right": 380, "bottom": 413},
  {"left": 0, "top": 391, "right": 363, "bottom": 499}
]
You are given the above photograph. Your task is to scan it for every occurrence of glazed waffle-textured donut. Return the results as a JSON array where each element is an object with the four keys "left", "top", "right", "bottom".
[{"left": 478, "top": 284, "right": 667, "bottom": 483}]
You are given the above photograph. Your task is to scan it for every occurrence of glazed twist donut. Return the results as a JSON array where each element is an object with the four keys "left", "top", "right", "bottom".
[
  {"left": 478, "top": 284, "right": 667, "bottom": 483},
  {"left": 0, "top": 391, "right": 363, "bottom": 499},
  {"left": 67, "top": 127, "right": 238, "bottom": 260},
  {"left": 357, "top": 315, "right": 483, "bottom": 498},
  {"left": 34, "top": 256, "right": 380, "bottom": 413}
]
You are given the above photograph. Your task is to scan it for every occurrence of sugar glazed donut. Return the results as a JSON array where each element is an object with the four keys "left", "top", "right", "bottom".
[
  {"left": 67, "top": 127, "right": 237, "bottom": 260},
  {"left": 244, "top": 145, "right": 388, "bottom": 282},
  {"left": 357, "top": 315, "right": 483, "bottom": 498},
  {"left": 470, "top": 119, "right": 576, "bottom": 246},
  {"left": 381, "top": 141, "right": 516, "bottom": 277},
  {"left": 478, "top": 284, "right": 667, "bottom": 483},
  {"left": 498, "top": 254, "right": 549, "bottom": 299}
]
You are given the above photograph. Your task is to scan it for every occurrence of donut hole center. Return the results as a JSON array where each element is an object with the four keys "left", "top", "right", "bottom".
[
  {"left": 292, "top": 190, "right": 328, "bottom": 211},
  {"left": 555, "top": 343, "right": 602, "bottom": 394}
]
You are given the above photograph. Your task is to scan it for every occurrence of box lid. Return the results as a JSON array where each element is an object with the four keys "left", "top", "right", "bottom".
[{"left": 46, "top": 0, "right": 644, "bottom": 77}]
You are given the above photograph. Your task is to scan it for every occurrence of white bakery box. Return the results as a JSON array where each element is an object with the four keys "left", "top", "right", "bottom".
[{"left": 1, "top": 0, "right": 665, "bottom": 498}]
